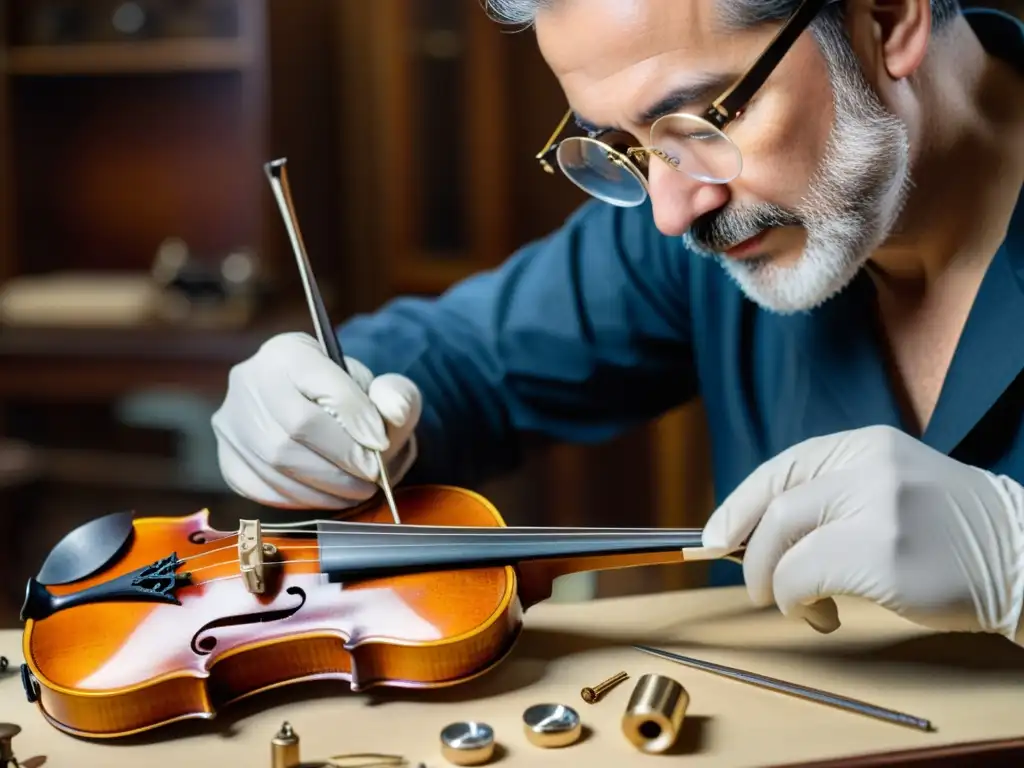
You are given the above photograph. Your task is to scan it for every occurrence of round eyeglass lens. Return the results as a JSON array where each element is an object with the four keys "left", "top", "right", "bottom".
[
  {"left": 650, "top": 113, "right": 742, "bottom": 184},
  {"left": 555, "top": 136, "right": 648, "bottom": 207}
]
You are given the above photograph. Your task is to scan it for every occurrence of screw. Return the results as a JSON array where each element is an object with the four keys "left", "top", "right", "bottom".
[{"left": 580, "top": 671, "right": 628, "bottom": 703}]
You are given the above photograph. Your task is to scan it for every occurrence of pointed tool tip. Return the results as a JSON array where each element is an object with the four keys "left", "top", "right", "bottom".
[{"left": 263, "top": 158, "right": 288, "bottom": 178}]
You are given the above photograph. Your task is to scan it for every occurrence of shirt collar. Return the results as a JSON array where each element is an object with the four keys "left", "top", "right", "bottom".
[{"left": 963, "top": 7, "right": 1024, "bottom": 73}]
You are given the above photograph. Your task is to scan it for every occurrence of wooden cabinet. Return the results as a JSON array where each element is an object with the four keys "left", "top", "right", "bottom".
[
  {"left": 0, "top": 0, "right": 346, "bottom": 303},
  {"left": 332, "top": 0, "right": 519, "bottom": 307},
  {"left": 0, "top": 1, "right": 270, "bottom": 287}
]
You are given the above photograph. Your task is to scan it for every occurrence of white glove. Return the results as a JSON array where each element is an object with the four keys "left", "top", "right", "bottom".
[
  {"left": 701, "top": 425, "right": 1024, "bottom": 642},
  {"left": 211, "top": 331, "right": 422, "bottom": 509}
]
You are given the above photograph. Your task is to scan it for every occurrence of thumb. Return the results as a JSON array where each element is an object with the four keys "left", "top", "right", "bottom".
[
  {"left": 367, "top": 373, "right": 422, "bottom": 458},
  {"left": 702, "top": 430, "right": 860, "bottom": 551}
]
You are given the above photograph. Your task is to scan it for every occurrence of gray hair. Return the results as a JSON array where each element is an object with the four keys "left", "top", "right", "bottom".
[{"left": 484, "top": 0, "right": 961, "bottom": 33}]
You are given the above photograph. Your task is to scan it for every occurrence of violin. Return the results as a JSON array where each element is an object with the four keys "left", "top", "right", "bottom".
[
  {"left": 19, "top": 484, "right": 713, "bottom": 739},
  {"left": 18, "top": 158, "right": 728, "bottom": 739}
]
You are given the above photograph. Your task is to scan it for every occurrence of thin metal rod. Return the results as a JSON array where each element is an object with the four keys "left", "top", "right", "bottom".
[
  {"left": 264, "top": 158, "right": 401, "bottom": 525},
  {"left": 632, "top": 644, "right": 934, "bottom": 733}
]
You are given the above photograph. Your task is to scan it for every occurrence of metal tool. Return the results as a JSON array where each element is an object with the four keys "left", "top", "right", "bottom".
[
  {"left": 271, "top": 721, "right": 301, "bottom": 768},
  {"left": 581, "top": 670, "right": 628, "bottom": 703},
  {"left": 633, "top": 644, "right": 934, "bottom": 732},
  {"left": 522, "top": 703, "right": 582, "bottom": 748},
  {"left": 621, "top": 673, "right": 689, "bottom": 754},
  {"left": 264, "top": 158, "right": 401, "bottom": 525},
  {"left": 439, "top": 721, "right": 495, "bottom": 766},
  {"left": 327, "top": 755, "right": 407, "bottom": 768}
]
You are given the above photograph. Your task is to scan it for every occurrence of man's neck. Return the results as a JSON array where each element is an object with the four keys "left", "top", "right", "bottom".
[{"left": 868, "top": 17, "right": 1024, "bottom": 295}]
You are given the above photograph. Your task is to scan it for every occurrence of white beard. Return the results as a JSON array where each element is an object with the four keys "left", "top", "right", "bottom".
[{"left": 684, "top": 23, "right": 913, "bottom": 315}]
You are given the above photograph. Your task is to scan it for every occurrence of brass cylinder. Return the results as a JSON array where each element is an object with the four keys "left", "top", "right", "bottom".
[
  {"left": 621, "top": 673, "right": 689, "bottom": 754},
  {"left": 271, "top": 721, "right": 301, "bottom": 768}
]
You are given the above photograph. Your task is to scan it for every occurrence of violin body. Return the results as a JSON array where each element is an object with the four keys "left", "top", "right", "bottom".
[{"left": 20, "top": 486, "right": 524, "bottom": 739}]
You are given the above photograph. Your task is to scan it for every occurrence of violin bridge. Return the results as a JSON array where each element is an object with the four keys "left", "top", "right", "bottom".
[{"left": 238, "top": 519, "right": 275, "bottom": 595}]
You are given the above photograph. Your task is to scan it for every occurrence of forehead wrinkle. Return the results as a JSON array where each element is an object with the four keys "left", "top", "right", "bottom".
[
  {"left": 572, "top": 71, "right": 728, "bottom": 134},
  {"left": 560, "top": 51, "right": 696, "bottom": 134},
  {"left": 636, "top": 72, "right": 736, "bottom": 123},
  {"left": 538, "top": 0, "right": 760, "bottom": 135}
]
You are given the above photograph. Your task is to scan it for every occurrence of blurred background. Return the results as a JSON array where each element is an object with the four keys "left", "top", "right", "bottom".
[{"left": 0, "top": 0, "right": 1019, "bottom": 627}]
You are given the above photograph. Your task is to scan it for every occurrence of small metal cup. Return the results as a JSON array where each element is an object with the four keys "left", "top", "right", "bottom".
[{"left": 522, "top": 703, "right": 582, "bottom": 748}]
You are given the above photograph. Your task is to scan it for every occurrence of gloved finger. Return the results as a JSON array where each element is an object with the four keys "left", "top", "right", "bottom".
[
  {"left": 368, "top": 373, "right": 423, "bottom": 464},
  {"left": 262, "top": 407, "right": 384, "bottom": 486},
  {"left": 218, "top": 407, "right": 381, "bottom": 494},
  {"left": 270, "top": 384, "right": 388, "bottom": 470},
  {"left": 702, "top": 430, "right": 864, "bottom": 551},
  {"left": 343, "top": 355, "right": 375, "bottom": 393},
  {"left": 742, "top": 469, "right": 861, "bottom": 608},
  {"left": 216, "top": 439, "right": 374, "bottom": 509},
  {"left": 770, "top": 516, "right": 888, "bottom": 634},
  {"left": 279, "top": 336, "right": 390, "bottom": 451}
]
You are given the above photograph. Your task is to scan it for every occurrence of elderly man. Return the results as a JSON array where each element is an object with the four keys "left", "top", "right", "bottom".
[{"left": 212, "top": 0, "right": 1024, "bottom": 642}]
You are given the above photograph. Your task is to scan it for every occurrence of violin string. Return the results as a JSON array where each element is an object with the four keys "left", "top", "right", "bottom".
[
  {"left": 188, "top": 554, "right": 531, "bottom": 585},
  {"left": 181, "top": 530, "right": 703, "bottom": 572},
  {"left": 187, "top": 557, "right": 321, "bottom": 584},
  {"left": 259, "top": 520, "right": 703, "bottom": 535},
  {"left": 182, "top": 535, "right": 699, "bottom": 583},
  {"left": 181, "top": 526, "right": 705, "bottom": 565},
  {"left": 179, "top": 541, "right": 237, "bottom": 564},
  {"left": 253, "top": 527, "right": 699, "bottom": 539},
  {"left": 187, "top": 549, "right": 651, "bottom": 586}
]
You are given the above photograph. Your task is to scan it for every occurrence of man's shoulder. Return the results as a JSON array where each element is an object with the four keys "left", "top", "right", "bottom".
[
  {"left": 1008, "top": 177, "right": 1024, "bottom": 266},
  {"left": 964, "top": 7, "right": 1023, "bottom": 71}
]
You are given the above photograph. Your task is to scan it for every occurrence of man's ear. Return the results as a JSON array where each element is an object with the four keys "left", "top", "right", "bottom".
[{"left": 870, "top": 0, "right": 933, "bottom": 80}]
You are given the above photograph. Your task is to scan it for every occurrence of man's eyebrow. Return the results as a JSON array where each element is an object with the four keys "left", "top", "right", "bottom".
[
  {"left": 570, "top": 72, "right": 738, "bottom": 135},
  {"left": 636, "top": 74, "right": 736, "bottom": 124}
]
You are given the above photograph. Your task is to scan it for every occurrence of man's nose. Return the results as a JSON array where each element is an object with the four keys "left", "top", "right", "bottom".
[{"left": 648, "top": 160, "right": 730, "bottom": 237}]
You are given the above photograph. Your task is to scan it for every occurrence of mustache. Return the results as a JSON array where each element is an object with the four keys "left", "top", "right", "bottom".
[{"left": 688, "top": 203, "right": 802, "bottom": 252}]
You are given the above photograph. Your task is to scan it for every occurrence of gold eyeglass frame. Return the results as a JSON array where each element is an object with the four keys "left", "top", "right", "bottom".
[{"left": 535, "top": 0, "right": 835, "bottom": 200}]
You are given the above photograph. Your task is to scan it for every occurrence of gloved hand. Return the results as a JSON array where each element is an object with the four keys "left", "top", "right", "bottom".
[
  {"left": 701, "top": 425, "right": 1024, "bottom": 642},
  {"left": 211, "top": 332, "right": 422, "bottom": 509}
]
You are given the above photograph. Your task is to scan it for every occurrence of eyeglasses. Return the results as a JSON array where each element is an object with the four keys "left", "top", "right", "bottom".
[{"left": 536, "top": 0, "right": 832, "bottom": 207}]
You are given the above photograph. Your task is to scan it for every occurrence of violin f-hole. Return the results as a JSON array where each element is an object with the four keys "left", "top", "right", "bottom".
[{"left": 189, "top": 586, "right": 307, "bottom": 656}]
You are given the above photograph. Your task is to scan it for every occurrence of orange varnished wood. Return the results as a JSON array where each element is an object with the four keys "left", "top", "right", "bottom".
[
  {"left": 23, "top": 485, "right": 520, "bottom": 738},
  {"left": 22, "top": 483, "right": 688, "bottom": 739}
]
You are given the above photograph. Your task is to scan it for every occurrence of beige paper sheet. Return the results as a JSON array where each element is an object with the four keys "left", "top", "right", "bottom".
[{"left": 2, "top": 586, "right": 1022, "bottom": 767}]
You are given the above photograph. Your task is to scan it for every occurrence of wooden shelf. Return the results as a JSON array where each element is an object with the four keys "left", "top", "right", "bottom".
[
  {"left": 0, "top": 303, "right": 312, "bottom": 400},
  {"left": 3, "top": 38, "right": 255, "bottom": 75}
]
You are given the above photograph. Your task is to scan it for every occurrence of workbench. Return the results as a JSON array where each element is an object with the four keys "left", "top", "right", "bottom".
[{"left": 1, "top": 585, "right": 1022, "bottom": 767}]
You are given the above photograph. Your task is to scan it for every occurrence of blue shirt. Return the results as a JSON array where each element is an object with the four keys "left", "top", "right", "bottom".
[{"left": 338, "top": 8, "right": 1024, "bottom": 586}]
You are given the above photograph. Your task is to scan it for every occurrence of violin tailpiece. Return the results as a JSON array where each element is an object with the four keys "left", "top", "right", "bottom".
[{"left": 20, "top": 553, "right": 192, "bottom": 622}]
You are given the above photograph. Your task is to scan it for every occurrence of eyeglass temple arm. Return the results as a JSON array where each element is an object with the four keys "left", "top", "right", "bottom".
[
  {"left": 536, "top": 108, "right": 574, "bottom": 172},
  {"left": 711, "top": 0, "right": 831, "bottom": 123}
]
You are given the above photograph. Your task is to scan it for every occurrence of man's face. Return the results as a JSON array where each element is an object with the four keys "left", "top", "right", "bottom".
[{"left": 535, "top": 0, "right": 912, "bottom": 314}]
